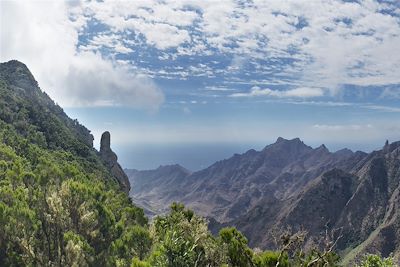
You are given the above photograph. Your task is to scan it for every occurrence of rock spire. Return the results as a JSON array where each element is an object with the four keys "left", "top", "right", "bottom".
[{"left": 100, "top": 131, "right": 130, "bottom": 193}]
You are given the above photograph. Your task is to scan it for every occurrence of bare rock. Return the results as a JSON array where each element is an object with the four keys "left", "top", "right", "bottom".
[{"left": 100, "top": 131, "right": 130, "bottom": 193}]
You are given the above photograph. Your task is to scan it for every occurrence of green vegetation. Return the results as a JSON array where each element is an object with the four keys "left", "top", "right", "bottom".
[
  {"left": 356, "top": 254, "right": 395, "bottom": 267},
  {"left": 0, "top": 121, "right": 150, "bottom": 266},
  {"left": 0, "top": 61, "right": 150, "bottom": 266},
  {"left": 0, "top": 61, "right": 396, "bottom": 266}
]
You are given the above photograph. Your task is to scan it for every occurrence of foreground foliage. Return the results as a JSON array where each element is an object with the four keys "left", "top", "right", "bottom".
[
  {"left": 357, "top": 254, "right": 396, "bottom": 267},
  {"left": 0, "top": 122, "right": 150, "bottom": 266},
  {"left": 0, "top": 65, "right": 151, "bottom": 266}
]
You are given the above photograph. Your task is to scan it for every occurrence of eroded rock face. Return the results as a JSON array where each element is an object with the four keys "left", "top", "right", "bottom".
[
  {"left": 100, "top": 131, "right": 131, "bottom": 193},
  {"left": 100, "top": 131, "right": 111, "bottom": 151}
]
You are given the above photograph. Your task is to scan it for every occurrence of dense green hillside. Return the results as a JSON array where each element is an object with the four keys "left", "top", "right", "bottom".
[
  {"left": 0, "top": 60, "right": 395, "bottom": 267},
  {"left": 0, "top": 60, "right": 94, "bottom": 156},
  {"left": 0, "top": 60, "right": 150, "bottom": 266}
]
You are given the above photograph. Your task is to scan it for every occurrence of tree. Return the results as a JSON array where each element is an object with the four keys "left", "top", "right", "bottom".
[
  {"left": 219, "top": 227, "right": 254, "bottom": 267},
  {"left": 357, "top": 254, "right": 395, "bottom": 267},
  {"left": 253, "top": 250, "right": 288, "bottom": 267},
  {"left": 148, "top": 203, "right": 222, "bottom": 267}
]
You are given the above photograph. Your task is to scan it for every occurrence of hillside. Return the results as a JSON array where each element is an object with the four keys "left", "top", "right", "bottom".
[
  {"left": 234, "top": 142, "right": 400, "bottom": 262},
  {"left": 127, "top": 138, "right": 400, "bottom": 262},
  {"left": 125, "top": 165, "right": 191, "bottom": 216},
  {"left": 0, "top": 60, "right": 146, "bottom": 266},
  {"left": 0, "top": 60, "right": 130, "bottom": 193}
]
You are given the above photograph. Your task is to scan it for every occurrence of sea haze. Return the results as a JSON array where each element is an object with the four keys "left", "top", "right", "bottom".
[{"left": 113, "top": 143, "right": 265, "bottom": 171}]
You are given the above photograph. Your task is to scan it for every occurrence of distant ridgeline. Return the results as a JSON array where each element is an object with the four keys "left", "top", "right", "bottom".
[
  {"left": 128, "top": 138, "right": 400, "bottom": 264},
  {"left": 0, "top": 60, "right": 396, "bottom": 266}
]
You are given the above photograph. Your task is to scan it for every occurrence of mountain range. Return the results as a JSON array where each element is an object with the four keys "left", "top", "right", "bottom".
[{"left": 126, "top": 137, "right": 400, "bottom": 263}]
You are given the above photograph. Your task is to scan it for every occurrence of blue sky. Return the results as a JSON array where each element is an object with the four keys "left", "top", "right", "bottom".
[{"left": 1, "top": 0, "right": 400, "bottom": 170}]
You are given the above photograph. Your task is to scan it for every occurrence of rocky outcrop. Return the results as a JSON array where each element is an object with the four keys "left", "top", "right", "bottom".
[
  {"left": 100, "top": 131, "right": 130, "bottom": 193},
  {"left": 234, "top": 140, "right": 400, "bottom": 263}
]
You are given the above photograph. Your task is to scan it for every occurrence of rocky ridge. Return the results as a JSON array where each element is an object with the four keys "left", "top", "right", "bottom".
[
  {"left": 0, "top": 60, "right": 130, "bottom": 194},
  {"left": 127, "top": 138, "right": 400, "bottom": 262}
]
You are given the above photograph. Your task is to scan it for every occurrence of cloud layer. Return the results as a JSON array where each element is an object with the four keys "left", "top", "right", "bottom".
[
  {"left": 1, "top": 0, "right": 399, "bottom": 107},
  {"left": 79, "top": 0, "right": 400, "bottom": 94},
  {"left": 0, "top": 1, "right": 164, "bottom": 109},
  {"left": 230, "top": 86, "right": 325, "bottom": 98}
]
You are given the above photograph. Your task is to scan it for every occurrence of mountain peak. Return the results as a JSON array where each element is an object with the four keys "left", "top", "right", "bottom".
[
  {"left": 276, "top": 137, "right": 286, "bottom": 143},
  {"left": 0, "top": 60, "right": 38, "bottom": 91},
  {"left": 155, "top": 164, "right": 192, "bottom": 176},
  {"left": 334, "top": 148, "right": 354, "bottom": 157},
  {"left": 263, "top": 137, "right": 312, "bottom": 158},
  {"left": 275, "top": 137, "right": 303, "bottom": 144},
  {"left": 1, "top": 59, "right": 29, "bottom": 71},
  {"left": 315, "top": 144, "right": 329, "bottom": 153},
  {"left": 266, "top": 137, "right": 311, "bottom": 151},
  {"left": 156, "top": 164, "right": 188, "bottom": 172},
  {"left": 100, "top": 131, "right": 112, "bottom": 153},
  {"left": 382, "top": 140, "right": 400, "bottom": 154},
  {"left": 99, "top": 131, "right": 130, "bottom": 193}
]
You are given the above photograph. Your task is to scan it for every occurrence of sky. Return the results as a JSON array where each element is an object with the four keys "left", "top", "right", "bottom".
[{"left": 1, "top": 0, "right": 400, "bottom": 170}]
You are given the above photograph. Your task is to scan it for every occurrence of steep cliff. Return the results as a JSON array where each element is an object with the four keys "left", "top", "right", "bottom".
[{"left": 99, "top": 131, "right": 131, "bottom": 193}]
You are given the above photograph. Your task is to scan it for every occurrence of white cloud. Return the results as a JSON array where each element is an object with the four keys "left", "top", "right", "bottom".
[
  {"left": 313, "top": 124, "right": 373, "bottom": 131},
  {"left": 228, "top": 55, "right": 248, "bottom": 71},
  {"left": 204, "top": 86, "right": 236, "bottom": 91},
  {"left": 2, "top": 0, "right": 399, "bottom": 108},
  {"left": 127, "top": 21, "right": 191, "bottom": 50},
  {"left": 63, "top": 52, "right": 163, "bottom": 108},
  {"left": 0, "top": 1, "right": 164, "bottom": 109},
  {"left": 86, "top": 0, "right": 196, "bottom": 50},
  {"left": 362, "top": 105, "right": 400, "bottom": 113},
  {"left": 230, "top": 86, "right": 325, "bottom": 98},
  {"left": 81, "top": 0, "right": 400, "bottom": 91},
  {"left": 284, "top": 87, "right": 325, "bottom": 98},
  {"left": 278, "top": 100, "right": 354, "bottom": 107},
  {"left": 87, "top": 34, "right": 133, "bottom": 54}
]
